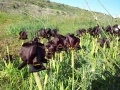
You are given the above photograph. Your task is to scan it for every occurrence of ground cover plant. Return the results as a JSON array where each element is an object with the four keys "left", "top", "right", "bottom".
[{"left": 0, "top": 0, "right": 120, "bottom": 90}]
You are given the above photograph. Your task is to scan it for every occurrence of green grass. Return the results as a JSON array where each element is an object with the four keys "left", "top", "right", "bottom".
[
  {"left": 0, "top": 1, "right": 120, "bottom": 89},
  {"left": 0, "top": 35, "right": 120, "bottom": 90}
]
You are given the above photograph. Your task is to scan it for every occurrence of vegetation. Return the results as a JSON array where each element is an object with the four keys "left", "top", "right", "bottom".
[{"left": 0, "top": 0, "right": 120, "bottom": 90}]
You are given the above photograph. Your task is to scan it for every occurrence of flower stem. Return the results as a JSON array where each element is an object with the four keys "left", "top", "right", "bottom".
[
  {"left": 29, "top": 73, "right": 33, "bottom": 90},
  {"left": 60, "top": 52, "right": 63, "bottom": 62},
  {"left": 33, "top": 72, "right": 42, "bottom": 90},
  {"left": 71, "top": 50, "right": 74, "bottom": 90}
]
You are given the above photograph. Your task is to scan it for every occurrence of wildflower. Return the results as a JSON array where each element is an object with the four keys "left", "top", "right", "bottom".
[
  {"left": 3, "top": 54, "right": 13, "bottom": 62},
  {"left": 18, "top": 39, "right": 49, "bottom": 73},
  {"left": 19, "top": 31, "right": 28, "bottom": 40}
]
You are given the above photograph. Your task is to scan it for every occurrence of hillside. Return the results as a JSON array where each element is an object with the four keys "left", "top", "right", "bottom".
[
  {"left": 0, "top": 0, "right": 119, "bottom": 20},
  {"left": 0, "top": 0, "right": 120, "bottom": 50},
  {"left": 0, "top": 0, "right": 120, "bottom": 38},
  {"left": 0, "top": 0, "right": 119, "bottom": 52},
  {"left": 0, "top": 0, "right": 82, "bottom": 16}
]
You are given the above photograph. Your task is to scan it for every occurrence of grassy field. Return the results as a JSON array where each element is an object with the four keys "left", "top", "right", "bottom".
[{"left": 0, "top": 0, "right": 120, "bottom": 90}]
